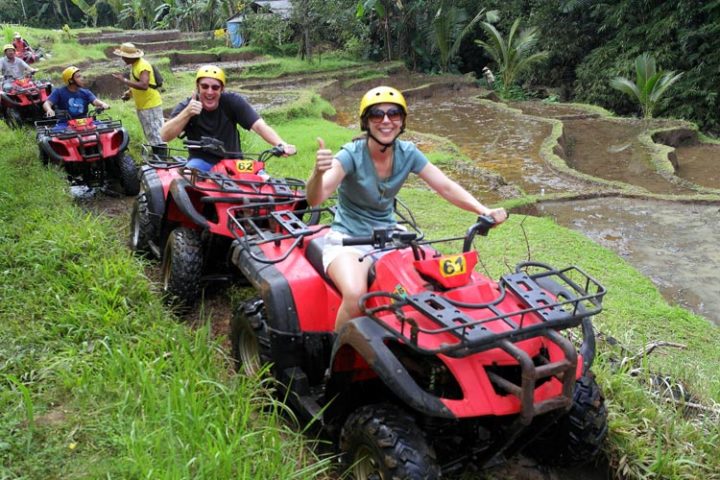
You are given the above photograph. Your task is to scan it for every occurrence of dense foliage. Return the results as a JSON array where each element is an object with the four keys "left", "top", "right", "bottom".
[{"left": 4, "top": 0, "right": 720, "bottom": 130}]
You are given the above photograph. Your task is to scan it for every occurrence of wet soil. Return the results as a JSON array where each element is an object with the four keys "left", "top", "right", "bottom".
[
  {"left": 538, "top": 197, "right": 720, "bottom": 324},
  {"left": 674, "top": 142, "right": 720, "bottom": 189},
  {"left": 561, "top": 118, "right": 693, "bottom": 195}
]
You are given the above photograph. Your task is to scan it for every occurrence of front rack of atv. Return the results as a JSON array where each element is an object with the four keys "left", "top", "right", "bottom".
[{"left": 361, "top": 261, "right": 605, "bottom": 357}]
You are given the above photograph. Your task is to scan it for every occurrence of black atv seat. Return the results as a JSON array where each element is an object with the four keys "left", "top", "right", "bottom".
[
  {"left": 306, "top": 236, "right": 376, "bottom": 291},
  {"left": 306, "top": 237, "right": 333, "bottom": 286}
]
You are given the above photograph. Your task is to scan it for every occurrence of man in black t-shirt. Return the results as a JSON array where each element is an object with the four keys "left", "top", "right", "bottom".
[{"left": 161, "top": 64, "right": 296, "bottom": 171}]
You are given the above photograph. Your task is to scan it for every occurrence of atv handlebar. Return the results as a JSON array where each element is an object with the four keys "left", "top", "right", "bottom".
[
  {"left": 462, "top": 215, "right": 498, "bottom": 252},
  {"left": 342, "top": 229, "right": 418, "bottom": 249},
  {"left": 185, "top": 136, "right": 285, "bottom": 162}
]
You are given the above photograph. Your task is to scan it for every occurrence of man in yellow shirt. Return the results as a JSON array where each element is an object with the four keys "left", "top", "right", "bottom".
[{"left": 112, "top": 43, "right": 164, "bottom": 146}]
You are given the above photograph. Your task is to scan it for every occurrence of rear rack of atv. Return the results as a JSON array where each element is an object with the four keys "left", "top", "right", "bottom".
[
  {"left": 362, "top": 262, "right": 605, "bottom": 357},
  {"left": 227, "top": 199, "right": 424, "bottom": 263},
  {"left": 179, "top": 168, "right": 308, "bottom": 199},
  {"left": 141, "top": 144, "right": 189, "bottom": 169},
  {"left": 35, "top": 118, "right": 123, "bottom": 139}
]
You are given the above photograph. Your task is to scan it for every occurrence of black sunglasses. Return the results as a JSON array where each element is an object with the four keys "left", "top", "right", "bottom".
[
  {"left": 367, "top": 107, "right": 404, "bottom": 123},
  {"left": 198, "top": 83, "right": 222, "bottom": 91}
]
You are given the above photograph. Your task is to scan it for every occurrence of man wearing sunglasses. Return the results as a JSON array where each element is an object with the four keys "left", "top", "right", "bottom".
[
  {"left": 160, "top": 64, "right": 296, "bottom": 171},
  {"left": 307, "top": 86, "right": 507, "bottom": 333},
  {"left": 112, "top": 43, "right": 164, "bottom": 147}
]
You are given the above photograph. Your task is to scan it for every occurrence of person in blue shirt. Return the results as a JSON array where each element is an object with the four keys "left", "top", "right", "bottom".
[
  {"left": 307, "top": 86, "right": 508, "bottom": 332},
  {"left": 43, "top": 66, "right": 108, "bottom": 120}
]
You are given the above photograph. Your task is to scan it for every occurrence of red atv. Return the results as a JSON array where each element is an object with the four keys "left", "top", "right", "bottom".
[
  {"left": 1, "top": 73, "right": 52, "bottom": 128},
  {"left": 35, "top": 108, "right": 140, "bottom": 196},
  {"left": 228, "top": 205, "right": 608, "bottom": 478},
  {"left": 129, "top": 137, "right": 313, "bottom": 309}
]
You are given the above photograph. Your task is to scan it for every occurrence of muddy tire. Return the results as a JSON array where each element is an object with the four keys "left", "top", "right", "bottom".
[
  {"left": 118, "top": 153, "right": 140, "bottom": 196},
  {"left": 527, "top": 373, "right": 608, "bottom": 465},
  {"left": 129, "top": 192, "right": 155, "bottom": 257},
  {"left": 161, "top": 227, "right": 203, "bottom": 309},
  {"left": 230, "top": 297, "right": 273, "bottom": 377},
  {"left": 5, "top": 108, "right": 22, "bottom": 129},
  {"left": 340, "top": 404, "right": 441, "bottom": 480}
]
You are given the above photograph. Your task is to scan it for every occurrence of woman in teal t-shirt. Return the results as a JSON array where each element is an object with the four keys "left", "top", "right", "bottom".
[{"left": 306, "top": 86, "right": 508, "bottom": 333}]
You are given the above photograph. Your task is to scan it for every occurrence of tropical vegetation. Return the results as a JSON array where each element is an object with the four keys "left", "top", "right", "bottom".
[
  {"left": 610, "top": 53, "right": 684, "bottom": 119},
  {"left": 2, "top": 3, "right": 720, "bottom": 479}
]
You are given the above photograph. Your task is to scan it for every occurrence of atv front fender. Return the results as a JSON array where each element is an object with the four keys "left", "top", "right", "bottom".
[
  {"left": 169, "top": 177, "right": 210, "bottom": 229},
  {"left": 38, "top": 135, "right": 66, "bottom": 164},
  {"left": 139, "top": 166, "right": 165, "bottom": 230},
  {"left": 331, "top": 317, "right": 455, "bottom": 419},
  {"left": 116, "top": 127, "right": 130, "bottom": 155},
  {"left": 0, "top": 92, "right": 22, "bottom": 108}
]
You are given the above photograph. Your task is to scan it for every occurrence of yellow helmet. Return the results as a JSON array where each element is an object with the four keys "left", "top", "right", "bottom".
[
  {"left": 195, "top": 65, "right": 226, "bottom": 86},
  {"left": 359, "top": 86, "right": 407, "bottom": 118},
  {"left": 3, "top": 44, "right": 15, "bottom": 52},
  {"left": 62, "top": 66, "right": 80, "bottom": 85}
]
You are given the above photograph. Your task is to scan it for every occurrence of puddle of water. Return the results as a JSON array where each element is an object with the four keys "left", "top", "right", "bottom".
[
  {"left": 539, "top": 197, "right": 720, "bottom": 325},
  {"left": 674, "top": 143, "right": 720, "bottom": 189}
]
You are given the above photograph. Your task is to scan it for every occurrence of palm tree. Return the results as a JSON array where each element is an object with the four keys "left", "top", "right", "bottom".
[
  {"left": 610, "top": 53, "right": 684, "bottom": 119},
  {"left": 431, "top": 3, "right": 497, "bottom": 72},
  {"left": 474, "top": 18, "right": 548, "bottom": 94}
]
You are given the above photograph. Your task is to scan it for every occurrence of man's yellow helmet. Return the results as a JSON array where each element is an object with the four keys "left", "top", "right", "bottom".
[
  {"left": 62, "top": 66, "right": 80, "bottom": 85},
  {"left": 358, "top": 86, "right": 407, "bottom": 118},
  {"left": 195, "top": 65, "right": 226, "bottom": 86}
]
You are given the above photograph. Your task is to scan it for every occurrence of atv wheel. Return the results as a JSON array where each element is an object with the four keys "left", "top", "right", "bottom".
[
  {"left": 527, "top": 373, "right": 608, "bottom": 465},
  {"left": 129, "top": 191, "right": 155, "bottom": 257},
  {"left": 230, "top": 297, "right": 272, "bottom": 377},
  {"left": 38, "top": 147, "right": 49, "bottom": 166},
  {"left": 5, "top": 108, "right": 22, "bottom": 129},
  {"left": 340, "top": 404, "right": 441, "bottom": 480},
  {"left": 161, "top": 227, "right": 204, "bottom": 309},
  {"left": 118, "top": 153, "right": 140, "bottom": 196}
]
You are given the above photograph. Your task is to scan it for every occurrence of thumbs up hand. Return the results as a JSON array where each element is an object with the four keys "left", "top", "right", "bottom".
[
  {"left": 315, "top": 137, "right": 333, "bottom": 173},
  {"left": 185, "top": 90, "right": 202, "bottom": 117}
]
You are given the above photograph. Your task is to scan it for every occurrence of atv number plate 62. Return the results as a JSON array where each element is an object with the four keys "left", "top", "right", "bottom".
[{"left": 236, "top": 160, "right": 254, "bottom": 173}]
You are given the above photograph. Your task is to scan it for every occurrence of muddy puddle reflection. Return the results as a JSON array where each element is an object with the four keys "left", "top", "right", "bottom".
[{"left": 539, "top": 198, "right": 720, "bottom": 325}]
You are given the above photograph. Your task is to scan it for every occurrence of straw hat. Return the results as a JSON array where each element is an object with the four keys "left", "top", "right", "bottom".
[
  {"left": 13, "top": 32, "right": 21, "bottom": 39},
  {"left": 113, "top": 42, "right": 144, "bottom": 58}
]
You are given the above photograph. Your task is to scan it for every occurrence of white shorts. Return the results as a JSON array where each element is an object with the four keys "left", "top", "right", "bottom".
[{"left": 322, "top": 230, "right": 376, "bottom": 273}]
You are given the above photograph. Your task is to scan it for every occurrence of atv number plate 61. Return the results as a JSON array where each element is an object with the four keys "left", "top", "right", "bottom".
[{"left": 440, "top": 254, "right": 467, "bottom": 277}]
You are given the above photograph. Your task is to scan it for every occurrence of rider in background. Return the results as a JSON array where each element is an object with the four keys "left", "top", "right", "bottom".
[
  {"left": 307, "top": 86, "right": 507, "bottom": 333},
  {"left": 12, "top": 33, "right": 36, "bottom": 64},
  {"left": 43, "top": 66, "right": 109, "bottom": 122},
  {"left": 1, "top": 44, "right": 37, "bottom": 92}
]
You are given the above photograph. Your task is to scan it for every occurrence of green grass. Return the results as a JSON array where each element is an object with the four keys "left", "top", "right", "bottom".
[
  {"left": 0, "top": 130, "right": 332, "bottom": 479},
  {"left": 2, "top": 28, "right": 720, "bottom": 480}
]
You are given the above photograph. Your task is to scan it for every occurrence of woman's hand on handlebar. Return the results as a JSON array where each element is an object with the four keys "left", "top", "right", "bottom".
[{"left": 483, "top": 208, "right": 508, "bottom": 225}]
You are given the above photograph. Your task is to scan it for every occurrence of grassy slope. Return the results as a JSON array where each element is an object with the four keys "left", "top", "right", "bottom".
[{"left": 1, "top": 29, "right": 719, "bottom": 479}]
